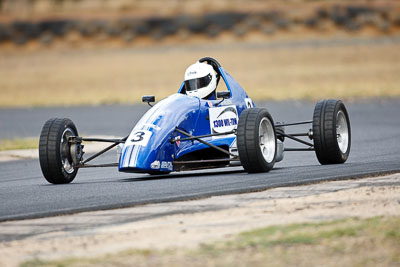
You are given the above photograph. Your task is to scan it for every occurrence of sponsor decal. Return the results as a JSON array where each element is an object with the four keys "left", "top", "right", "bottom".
[
  {"left": 245, "top": 98, "right": 254, "bottom": 108},
  {"left": 174, "top": 136, "right": 181, "bottom": 147},
  {"left": 209, "top": 105, "right": 239, "bottom": 134},
  {"left": 161, "top": 161, "right": 173, "bottom": 171},
  {"left": 150, "top": 160, "right": 160, "bottom": 169}
]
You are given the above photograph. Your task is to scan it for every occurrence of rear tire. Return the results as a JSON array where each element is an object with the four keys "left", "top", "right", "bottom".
[
  {"left": 39, "top": 118, "right": 79, "bottom": 184},
  {"left": 237, "top": 108, "right": 277, "bottom": 173},
  {"left": 312, "top": 99, "right": 351, "bottom": 164}
]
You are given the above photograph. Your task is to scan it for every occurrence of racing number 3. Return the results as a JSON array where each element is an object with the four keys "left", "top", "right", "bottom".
[
  {"left": 131, "top": 131, "right": 145, "bottom": 142},
  {"left": 129, "top": 130, "right": 152, "bottom": 146}
]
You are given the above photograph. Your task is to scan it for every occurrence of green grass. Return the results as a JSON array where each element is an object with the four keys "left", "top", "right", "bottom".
[
  {"left": 0, "top": 138, "right": 38, "bottom": 151},
  {"left": 21, "top": 216, "right": 400, "bottom": 267}
]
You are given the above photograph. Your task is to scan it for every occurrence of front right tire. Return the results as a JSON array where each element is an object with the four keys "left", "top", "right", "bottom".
[{"left": 39, "top": 118, "right": 79, "bottom": 184}]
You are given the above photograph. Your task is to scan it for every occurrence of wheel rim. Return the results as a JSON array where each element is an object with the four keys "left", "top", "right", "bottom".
[
  {"left": 336, "top": 110, "right": 349, "bottom": 153},
  {"left": 259, "top": 117, "right": 276, "bottom": 163},
  {"left": 60, "top": 128, "right": 75, "bottom": 174}
]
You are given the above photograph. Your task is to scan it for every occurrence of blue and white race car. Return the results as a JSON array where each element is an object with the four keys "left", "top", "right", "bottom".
[{"left": 39, "top": 57, "right": 351, "bottom": 184}]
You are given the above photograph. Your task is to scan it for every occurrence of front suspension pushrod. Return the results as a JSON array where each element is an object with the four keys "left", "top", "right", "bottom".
[
  {"left": 175, "top": 128, "right": 234, "bottom": 157},
  {"left": 172, "top": 130, "right": 236, "bottom": 142}
]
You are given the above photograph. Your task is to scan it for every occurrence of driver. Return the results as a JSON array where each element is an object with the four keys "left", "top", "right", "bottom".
[{"left": 184, "top": 61, "right": 217, "bottom": 100}]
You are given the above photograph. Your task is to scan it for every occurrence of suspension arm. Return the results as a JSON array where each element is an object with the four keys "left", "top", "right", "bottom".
[
  {"left": 79, "top": 137, "right": 126, "bottom": 143},
  {"left": 77, "top": 163, "right": 119, "bottom": 168},
  {"left": 284, "top": 148, "right": 314, "bottom": 151},
  {"left": 280, "top": 132, "right": 314, "bottom": 147},
  {"left": 77, "top": 135, "right": 128, "bottom": 165},
  {"left": 275, "top": 120, "right": 312, "bottom": 127}
]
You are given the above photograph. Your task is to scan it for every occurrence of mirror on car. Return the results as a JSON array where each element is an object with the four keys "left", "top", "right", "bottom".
[
  {"left": 142, "top": 95, "right": 155, "bottom": 103},
  {"left": 142, "top": 95, "right": 155, "bottom": 107},
  {"left": 217, "top": 91, "right": 230, "bottom": 99}
]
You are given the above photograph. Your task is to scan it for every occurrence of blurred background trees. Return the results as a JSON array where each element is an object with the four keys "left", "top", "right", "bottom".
[{"left": 0, "top": 0, "right": 399, "bottom": 48}]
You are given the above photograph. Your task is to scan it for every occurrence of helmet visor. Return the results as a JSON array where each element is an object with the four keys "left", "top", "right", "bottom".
[{"left": 185, "top": 74, "right": 212, "bottom": 92}]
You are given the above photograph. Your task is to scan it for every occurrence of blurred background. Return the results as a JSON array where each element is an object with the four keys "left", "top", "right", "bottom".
[{"left": 0, "top": 0, "right": 399, "bottom": 107}]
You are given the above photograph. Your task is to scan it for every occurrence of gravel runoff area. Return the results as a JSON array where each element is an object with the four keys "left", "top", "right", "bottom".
[{"left": 0, "top": 173, "right": 399, "bottom": 267}]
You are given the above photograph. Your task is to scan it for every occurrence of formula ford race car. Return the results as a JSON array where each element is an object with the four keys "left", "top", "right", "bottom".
[{"left": 39, "top": 57, "right": 351, "bottom": 184}]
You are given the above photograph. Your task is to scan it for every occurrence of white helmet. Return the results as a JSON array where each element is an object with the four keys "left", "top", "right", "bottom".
[{"left": 184, "top": 61, "right": 217, "bottom": 99}]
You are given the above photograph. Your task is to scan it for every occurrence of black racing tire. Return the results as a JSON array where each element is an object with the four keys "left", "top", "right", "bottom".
[
  {"left": 312, "top": 99, "right": 351, "bottom": 164},
  {"left": 237, "top": 108, "right": 277, "bottom": 173},
  {"left": 39, "top": 118, "right": 79, "bottom": 184}
]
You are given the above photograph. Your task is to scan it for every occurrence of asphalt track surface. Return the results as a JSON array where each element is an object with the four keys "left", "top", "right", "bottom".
[{"left": 0, "top": 99, "right": 399, "bottom": 221}]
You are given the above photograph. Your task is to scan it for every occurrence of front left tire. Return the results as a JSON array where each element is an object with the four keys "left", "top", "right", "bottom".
[
  {"left": 312, "top": 99, "right": 351, "bottom": 164},
  {"left": 237, "top": 108, "right": 277, "bottom": 173}
]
